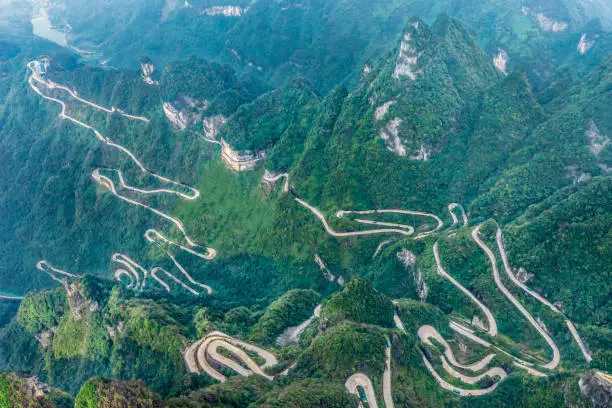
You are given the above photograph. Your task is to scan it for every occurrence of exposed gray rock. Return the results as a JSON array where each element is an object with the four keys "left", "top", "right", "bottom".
[
  {"left": 393, "top": 32, "right": 423, "bottom": 80},
  {"left": 203, "top": 115, "right": 227, "bottom": 139},
  {"left": 24, "top": 376, "right": 50, "bottom": 398},
  {"left": 374, "top": 101, "right": 396, "bottom": 121},
  {"left": 585, "top": 120, "right": 609, "bottom": 157},
  {"left": 578, "top": 33, "right": 597, "bottom": 54},
  {"left": 515, "top": 267, "right": 534, "bottom": 284},
  {"left": 522, "top": 7, "right": 568, "bottom": 32},
  {"left": 203, "top": 5, "right": 246, "bottom": 17},
  {"left": 141, "top": 62, "right": 159, "bottom": 85},
  {"left": 397, "top": 249, "right": 416, "bottom": 267},
  {"left": 493, "top": 49, "right": 509, "bottom": 75},
  {"left": 380, "top": 117, "right": 406, "bottom": 156},
  {"left": 579, "top": 370, "right": 612, "bottom": 408},
  {"left": 220, "top": 140, "right": 265, "bottom": 171},
  {"left": 34, "top": 327, "right": 55, "bottom": 348}
]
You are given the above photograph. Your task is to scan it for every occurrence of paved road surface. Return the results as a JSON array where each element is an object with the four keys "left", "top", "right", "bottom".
[
  {"left": 472, "top": 225, "right": 560, "bottom": 370},
  {"left": 433, "top": 242, "right": 497, "bottom": 336}
]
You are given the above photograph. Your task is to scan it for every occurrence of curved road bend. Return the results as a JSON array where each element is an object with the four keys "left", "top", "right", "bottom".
[
  {"left": 114, "top": 269, "right": 135, "bottom": 288},
  {"left": 92, "top": 170, "right": 205, "bottom": 250},
  {"left": 36, "top": 260, "right": 83, "bottom": 284},
  {"left": 29, "top": 61, "right": 149, "bottom": 122},
  {"left": 345, "top": 342, "right": 394, "bottom": 408},
  {"left": 150, "top": 267, "right": 199, "bottom": 295},
  {"left": 447, "top": 203, "right": 468, "bottom": 227},
  {"left": 440, "top": 355, "right": 507, "bottom": 384},
  {"left": 420, "top": 352, "right": 504, "bottom": 397},
  {"left": 265, "top": 170, "right": 442, "bottom": 240},
  {"left": 294, "top": 198, "right": 416, "bottom": 238},
  {"left": 346, "top": 373, "right": 379, "bottom": 408},
  {"left": 496, "top": 228, "right": 592, "bottom": 362},
  {"left": 418, "top": 325, "right": 495, "bottom": 372},
  {"left": 185, "top": 331, "right": 277, "bottom": 382},
  {"left": 433, "top": 242, "right": 498, "bottom": 336},
  {"left": 145, "top": 229, "right": 213, "bottom": 294},
  {"left": 112, "top": 253, "right": 147, "bottom": 290},
  {"left": 448, "top": 321, "right": 548, "bottom": 378},
  {"left": 262, "top": 171, "right": 289, "bottom": 192},
  {"left": 472, "top": 225, "right": 560, "bottom": 370},
  {"left": 337, "top": 209, "right": 443, "bottom": 239}
]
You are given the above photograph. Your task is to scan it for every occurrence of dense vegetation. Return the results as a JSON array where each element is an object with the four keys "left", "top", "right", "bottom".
[{"left": 0, "top": 1, "right": 610, "bottom": 407}]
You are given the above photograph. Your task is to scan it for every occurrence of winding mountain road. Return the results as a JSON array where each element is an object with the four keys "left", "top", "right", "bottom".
[
  {"left": 185, "top": 331, "right": 278, "bottom": 382},
  {"left": 418, "top": 325, "right": 496, "bottom": 372},
  {"left": 472, "top": 225, "right": 560, "bottom": 370},
  {"left": 145, "top": 229, "right": 213, "bottom": 294},
  {"left": 36, "top": 260, "right": 83, "bottom": 284},
  {"left": 262, "top": 171, "right": 289, "bottom": 192},
  {"left": 112, "top": 253, "right": 147, "bottom": 291},
  {"left": 28, "top": 59, "right": 215, "bottom": 294},
  {"left": 345, "top": 340, "right": 395, "bottom": 408},
  {"left": 420, "top": 353, "right": 505, "bottom": 397},
  {"left": 448, "top": 203, "right": 468, "bottom": 227},
  {"left": 496, "top": 228, "right": 592, "bottom": 362},
  {"left": 433, "top": 242, "right": 497, "bottom": 336}
]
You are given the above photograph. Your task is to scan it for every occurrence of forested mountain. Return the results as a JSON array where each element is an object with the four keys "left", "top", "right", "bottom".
[{"left": 0, "top": 0, "right": 610, "bottom": 407}]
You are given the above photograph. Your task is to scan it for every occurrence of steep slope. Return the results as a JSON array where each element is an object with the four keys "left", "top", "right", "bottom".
[
  {"left": 286, "top": 15, "right": 500, "bottom": 211},
  {"left": 472, "top": 56, "right": 611, "bottom": 218}
]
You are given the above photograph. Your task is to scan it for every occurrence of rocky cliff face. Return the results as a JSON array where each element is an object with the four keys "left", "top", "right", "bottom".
[
  {"left": 580, "top": 371, "right": 612, "bottom": 408},
  {"left": 220, "top": 140, "right": 265, "bottom": 171},
  {"left": 163, "top": 102, "right": 188, "bottom": 129},
  {"left": 202, "top": 114, "right": 227, "bottom": 139},
  {"left": 362, "top": 16, "right": 499, "bottom": 160},
  {"left": 141, "top": 61, "right": 159, "bottom": 85},
  {"left": 65, "top": 282, "right": 98, "bottom": 321},
  {"left": 577, "top": 33, "right": 597, "bottom": 55},
  {"left": 163, "top": 94, "right": 210, "bottom": 130},
  {"left": 203, "top": 5, "right": 246, "bottom": 17},
  {"left": 493, "top": 49, "right": 509, "bottom": 75},
  {"left": 521, "top": 6, "right": 568, "bottom": 32},
  {"left": 393, "top": 27, "right": 423, "bottom": 81}
]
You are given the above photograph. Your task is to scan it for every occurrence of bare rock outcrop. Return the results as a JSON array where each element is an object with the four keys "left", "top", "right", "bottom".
[
  {"left": 521, "top": 7, "right": 568, "bottom": 32},
  {"left": 566, "top": 165, "right": 591, "bottom": 184},
  {"left": 472, "top": 315, "right": 487, "bottom": 331},
  {"left": 578, "top": 33, "right": 597, "bottom": 55},
  {"left": 374, "top": 101, "right": 396, "bottom": 121},
  {"left": 24, "top": 377, "right": 51, "bottom": 398},
  {"left": 141, "top": 61, "right": 159, "bottom": 85},
  {"left": 380, "top": 117, "right": 407, "bottom": 156},
  {"left": 163, "top": 102, "right": 188, "bottom": 130},
  {"left": 65, "top": 282, "right": 98, "bottom": 321},
  {"left": 220, "top": 140, "right": 265, "bottom": 171},
  {"left": 203, "top": 5, "right": 246, "bottom": 17},
  {"left": 164, "top": 95, "right": 210, "bottom": 130},
  {"left": 397, "top": 249, "right": 427, "bottom": 301},
  {"left": 515, "top": 267, "right": 534, "bottom": 284},
  {"left": 105, "top": 321, "right": 124, "bottom": 340},
  {"left": 585, "top": 120, "right": 611, "bottom": 173},
  {"left": 203, "top": 114, "right": 227, "bottom": 139},
  {"left": 393, "top": 32, "right": 423, "bottom": 80},
  {"left": 35, "top": 327, "right": 56, "bottom": 348},
  {"left": 409, "top": 144, "right": 431, "bottom": 161},
  {"left": 585, "top": 120, "right": 610, "bottom": 157},
  {"left": 579, "top": 370, "right": 612, "bottom": 408},
  {"left": 397, "top": 249, "right": 416, "bottom": 267},
  {"left": 493, "top": 49, "right": 509, "bottom": 75}
]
